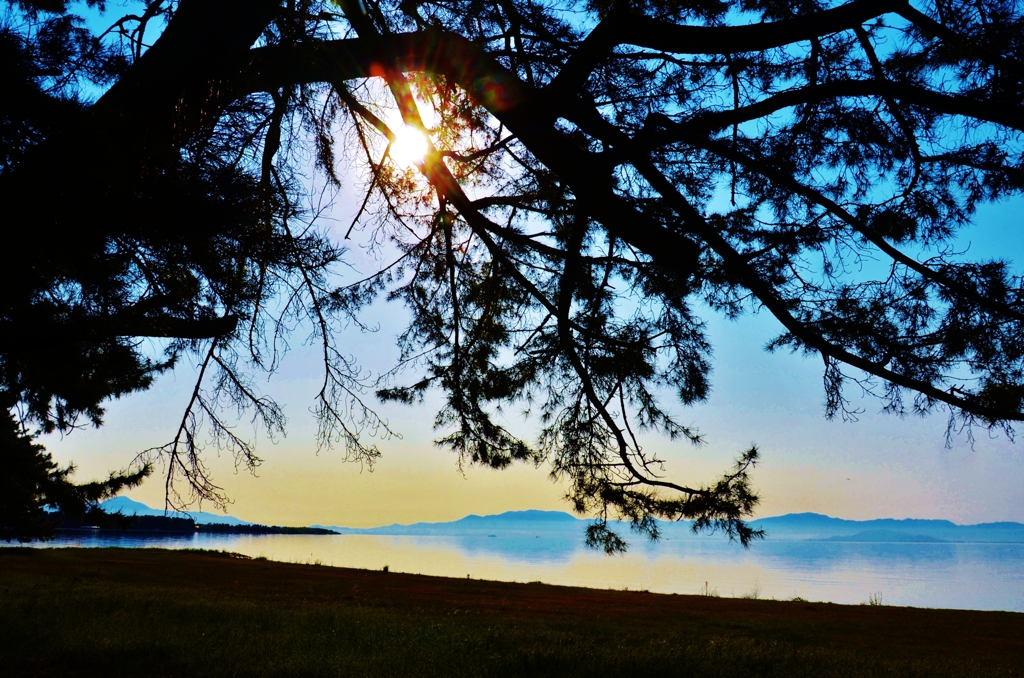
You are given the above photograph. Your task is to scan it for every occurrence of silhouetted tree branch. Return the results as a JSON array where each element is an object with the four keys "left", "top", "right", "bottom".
[{"left": 5, "top": 0, "right": 1024, "bottom": 548}]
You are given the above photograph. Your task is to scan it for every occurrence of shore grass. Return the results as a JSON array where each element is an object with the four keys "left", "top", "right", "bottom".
[{"left": 1, "top": 548, "right": 1021, "bottom": 677}]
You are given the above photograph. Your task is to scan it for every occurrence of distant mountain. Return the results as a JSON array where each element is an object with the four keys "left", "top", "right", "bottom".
[
  {"left": 99, "top": 497, "right": 252, "bottom": 526},
  {"left": 313, "top": 510, "right": 584, "bottom": 537},
  {"left": 749, "top": 513, "right": 1024, "bottom": 543},
  {"left": 103, "top": 498, "right": 1024, "bottom": 543},
  {"left": 317, "top": 510, "right": 1024, "bottom": 543}
]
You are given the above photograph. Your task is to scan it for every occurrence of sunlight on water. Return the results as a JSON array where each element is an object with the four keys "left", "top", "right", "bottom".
[{"left": 13, "top": 532, "right": 1023, "bottom": 612}]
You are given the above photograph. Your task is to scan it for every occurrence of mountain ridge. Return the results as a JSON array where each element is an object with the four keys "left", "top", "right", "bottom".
[
  {"left": 750, "top": 513, "right": 1024, "bottom": 542},
  {"left": 101, "top": 499, "right": 1024, "bottom": 542},
  {"left": 99, "top": 497, "right": 252, "bottom": 526},
  {"left": 315, "top": 510, "right": 1024, "bottom": 543}
]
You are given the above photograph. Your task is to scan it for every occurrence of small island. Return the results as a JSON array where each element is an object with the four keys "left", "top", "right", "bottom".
[{"left": 54, "top": 513, "right": 337, "bottom": 536}]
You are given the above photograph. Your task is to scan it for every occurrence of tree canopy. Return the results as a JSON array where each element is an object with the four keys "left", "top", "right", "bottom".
[{"left": 3, "top": 0, "right": 1024, "bottom": 548}]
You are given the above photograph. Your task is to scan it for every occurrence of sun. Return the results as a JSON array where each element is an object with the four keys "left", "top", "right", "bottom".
[{"left": 390, "top": 124, "right": 430, "bottom": 167}]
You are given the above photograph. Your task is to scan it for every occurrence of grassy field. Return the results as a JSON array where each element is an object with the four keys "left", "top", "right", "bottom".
[{"left": 1, "top": 548, "right": 1021, "bottom": 677}]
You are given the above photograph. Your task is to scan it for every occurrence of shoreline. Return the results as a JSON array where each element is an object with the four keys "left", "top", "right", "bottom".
[{"left": 1, "top": 546, "right": 1021, "bottom": 676}]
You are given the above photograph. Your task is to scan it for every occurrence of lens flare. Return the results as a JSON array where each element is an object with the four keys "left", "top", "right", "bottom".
[{"left": 390, "top": 125, "right": 429, "bottom": 167}]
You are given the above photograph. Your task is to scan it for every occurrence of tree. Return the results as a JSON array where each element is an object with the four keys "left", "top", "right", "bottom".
[
  {"left": 0, "top": 410, "right": 148, "bottom": 540},
  {"left": 3, "top": 0, "right": 1024, "bottom": 549}
]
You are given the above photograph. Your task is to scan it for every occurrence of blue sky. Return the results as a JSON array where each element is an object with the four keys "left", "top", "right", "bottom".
[
  {"left": 35, "top": 2, "right": 1024, "bottom": 528},
  {"left": 41, "top": 193, "right": 1024, "bottom": 528}
]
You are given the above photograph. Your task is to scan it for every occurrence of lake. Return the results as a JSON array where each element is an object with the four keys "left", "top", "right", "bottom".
[{"left": 12, "top": 531, "right": 1023, "bottom": 612}]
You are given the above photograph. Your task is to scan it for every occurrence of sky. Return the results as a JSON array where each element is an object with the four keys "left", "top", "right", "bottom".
[
  {"left": 40, "top": 190, "right": 1024, "bottom": 528},
  {"left": 34, "top": 3, "right": 1024, "bottom": 530}
]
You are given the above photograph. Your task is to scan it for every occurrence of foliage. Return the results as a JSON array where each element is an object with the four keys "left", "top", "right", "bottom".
[
  {"left": 0, "top": 412, "right": 148, "bottom": 541},
  {"left": 4, "top": 0, "right": 1024, "bottom": 547},
  {"left": 0, "top": 2, "right": 386, "bottom": 535}
]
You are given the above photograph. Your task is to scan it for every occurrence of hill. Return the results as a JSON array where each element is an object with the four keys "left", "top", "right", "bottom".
[
  {"left": 751, "top": 513, "right": 1024, "bottom": 543},
  {"left": 99, "top": 497, "right": 252, "bottom": 526},
  {"left": 103, "top": 499, "right": 1024, "bottom": 543},
  {"left": 314, "top": 510, "right": 583, "bottom": 537},
  {"left": 318, "top": 511, "right": 1024, "bottom": 543}
]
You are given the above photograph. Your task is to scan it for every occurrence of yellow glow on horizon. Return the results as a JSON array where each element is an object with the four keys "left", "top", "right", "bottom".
[{"left": 390, "top": 124, "right": 430, "bottom": 167}]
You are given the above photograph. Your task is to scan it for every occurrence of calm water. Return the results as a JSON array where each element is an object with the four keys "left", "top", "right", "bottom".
[{"left": 11, "top": 531, "right": 1023, "bottom": 612}]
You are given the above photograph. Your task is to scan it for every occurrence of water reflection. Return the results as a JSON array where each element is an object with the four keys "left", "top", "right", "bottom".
[{"left": 9, "top": 531, "right": 1022, "bottom": 612}]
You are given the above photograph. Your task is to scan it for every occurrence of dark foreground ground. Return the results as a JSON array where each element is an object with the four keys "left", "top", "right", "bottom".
[{"left": 1, "top": 548, "right": 1021, "bottom": 677}]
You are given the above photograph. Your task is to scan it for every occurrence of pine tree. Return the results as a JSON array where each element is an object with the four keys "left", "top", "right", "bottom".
[{"left": 4, "top": 0, "right": 1024, "bottom": 547}]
